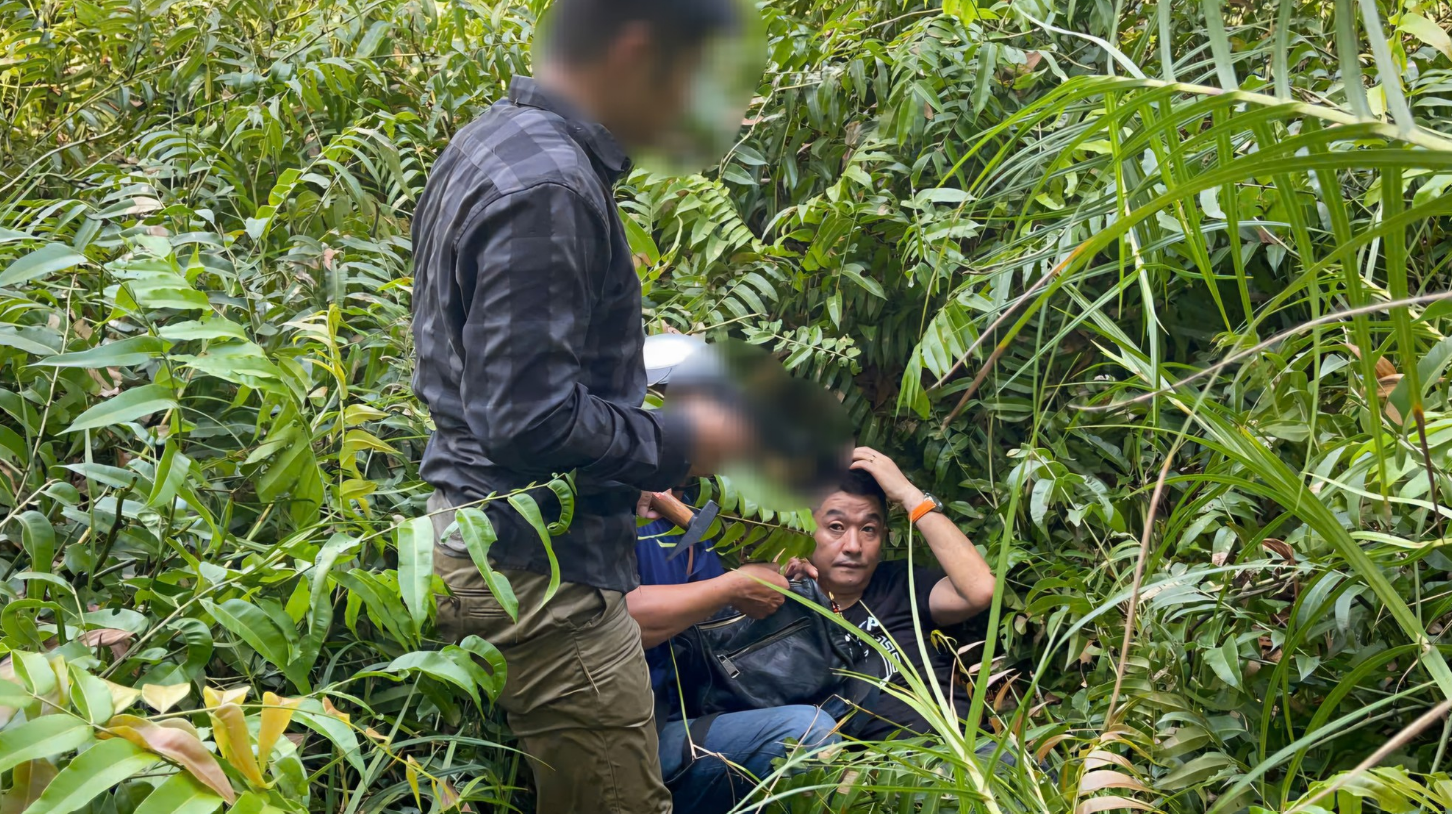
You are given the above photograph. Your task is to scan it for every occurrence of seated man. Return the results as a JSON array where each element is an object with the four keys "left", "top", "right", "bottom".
[
  {"left": 628, "top": 507, "right": 839, "bottom": 814},
  {"left": 792, "top": 446, "right": 996, "bottom": 740}
]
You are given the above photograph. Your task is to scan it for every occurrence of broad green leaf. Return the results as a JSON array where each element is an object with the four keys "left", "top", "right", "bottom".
[
  {"left": 35, "top": 336, "right": 166, "bottom": 368},
  {"left": 0, "top": 716, "right": 94, "bottom": 774},
  {"left": 26, "top": 738, "right": 159, "bottom": 814},
  {"left": 396, "top": 517, "right": 432, "bottom": 629},
  {"left": 0, "top": 244, "right": 85, "bottom": 288},
  {"left": 545, "top": 477, "right": 574, "bottom": 535},
  {"left": 508, "top": 492, "right": 559, "bottom": 605},
  {"left": 0, "top": 328, "right": 60, "bottom": 357},
  {"left": 61, "top": 463, "right": 138, "bottom": 491},
  {"left": 620, "top": 211, "right": 660, "bottom": 266},
  {"left": 384, "top": 650, "right": 481, "bottom": 709},
  {"left": 455, "top": 508, "right": 517, "bottom": 622},
  {"left": 0, "top": 677, "right": 34, "bottom": 709},
  {"left": 68, "top": 666, "right": 114, "bottom": 725},
  {"left": 293, "top": 699, "right": 364, "bottom": 773},
  {"left": 838, "top": 264, "right": 885, "bottom": 299},
  {"left": 455, "top": 635, "right": 507, "bottom": 702},
  {"left": 205, "top": 598, "right": 290, "bottom": 669},
  {"left": 1204, "top": 638, "right": 1243, "bottom": 690},
  {"left": 132, "top": 773, "right": 224, "bottom": 814},
  {"left": 16, "top": 511, "right": 54, "bottom": 575},
  {"left": 12, "top": 652, "right": 56, "bottom": 698},
  {"left": 157, "top": 319, "right": 248, "bottom": 341},
  {"left": 65, "top": 385, "right": 178, "bottom": 433},
  {"left": 1401, "top": 12, "right": 1452, "bottom": 62}
]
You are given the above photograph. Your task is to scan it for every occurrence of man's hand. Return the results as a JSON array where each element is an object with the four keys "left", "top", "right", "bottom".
[
  {"left": 727, "top": 563, "right": 789, "bottom": 619},
  {"left": 849, "top": 446, "right": 924, "bottom": 508},
  {"left": 782, "top": 557, "right": 818, "bottom": 580},
  {"left": 636, "top": 491, "right": 660, "bottom": 519}
]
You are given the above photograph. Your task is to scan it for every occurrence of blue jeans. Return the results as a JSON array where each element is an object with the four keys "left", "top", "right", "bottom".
[{"left": 658, "top": 706, "right": 839, "bottom": 814}]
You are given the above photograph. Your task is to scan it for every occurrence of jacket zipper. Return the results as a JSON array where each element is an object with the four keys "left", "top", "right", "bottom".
[
  {"left": 716, "top": 618, "right": 811, "bottom": 679},
  {"left": 699, "top": 613, "right": 745, "bottom": 630}
]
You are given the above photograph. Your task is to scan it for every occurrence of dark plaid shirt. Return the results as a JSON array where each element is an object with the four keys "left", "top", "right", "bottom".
[{"left": 411, "top": 76, "right": 692, "bottom": 594}]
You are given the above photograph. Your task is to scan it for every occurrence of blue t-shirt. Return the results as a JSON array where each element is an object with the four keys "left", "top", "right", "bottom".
[{"left": 635, "top": 518, "right": 725, "bottom": 696}]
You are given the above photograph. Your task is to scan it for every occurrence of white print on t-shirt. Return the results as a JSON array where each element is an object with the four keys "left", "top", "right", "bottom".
[{"left": 857, "top": 615, "right": 900, "bottom": 682}]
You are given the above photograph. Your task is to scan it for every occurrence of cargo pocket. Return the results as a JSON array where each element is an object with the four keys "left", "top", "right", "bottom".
[{"left": 546, "top": 583, "right": 610, "bottom": 633}]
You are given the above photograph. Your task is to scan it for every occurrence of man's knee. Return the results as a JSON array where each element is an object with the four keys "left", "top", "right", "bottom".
[{"left": 768, "top": 705, "right": 840, "bottom": 751}]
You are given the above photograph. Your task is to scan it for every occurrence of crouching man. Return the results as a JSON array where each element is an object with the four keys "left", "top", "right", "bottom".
[
  {"left": 628, "top": 510, "right": 839, "bottom": 814},
  {"left": 791, "top": 447, "right": 997, "bottom": 740}
]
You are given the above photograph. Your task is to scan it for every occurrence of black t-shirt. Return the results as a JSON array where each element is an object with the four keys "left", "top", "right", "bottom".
[{"left": 839, "top": 560, "right": 975, "bottom": 740}]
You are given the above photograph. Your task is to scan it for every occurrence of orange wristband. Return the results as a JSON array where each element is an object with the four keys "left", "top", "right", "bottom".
[{"left": 909, "top": 498, "right": 937, "bottom": 524}]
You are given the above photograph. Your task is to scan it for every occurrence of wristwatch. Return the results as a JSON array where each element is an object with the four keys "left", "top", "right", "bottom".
[{"left": 909, "top": 493, "right": 944, "bottom": 524}]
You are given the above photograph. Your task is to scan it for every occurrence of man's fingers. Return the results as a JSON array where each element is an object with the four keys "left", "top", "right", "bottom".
[{"left": 636, "top": 491, "right": 659, "bottom": 518}]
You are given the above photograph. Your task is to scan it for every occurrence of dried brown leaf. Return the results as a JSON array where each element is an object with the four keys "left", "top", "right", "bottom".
[
  {"left": 1035, "top": 734, "right": 1071, "bottom": 761},
  {"left": 1083, "top": 750, "right": 1133, "bottom": 771},
  {"left": 1261, "top": 539, "right": 1295, "bottom": 561},
  {"left": 1079, "top": 770, "right": 1149, "bottom": 793}
]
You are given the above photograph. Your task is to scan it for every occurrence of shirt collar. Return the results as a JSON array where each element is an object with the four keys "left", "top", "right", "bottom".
[{"left": 508, "top": 75, "right": 632, "bottom": 181}]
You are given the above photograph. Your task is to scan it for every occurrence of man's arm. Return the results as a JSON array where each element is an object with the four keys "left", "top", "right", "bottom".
[
  {"left": 625, "top": 564, "right": 789, "bottom": 648},
  {"left": 457, "top": 183, "right": 691, "bottom": 490},
  {"left": 849, "top": 447, "right": 995, "bottom": 627},
  {"left": 917, "top": 510, "right": 995, "bottom": 626}
]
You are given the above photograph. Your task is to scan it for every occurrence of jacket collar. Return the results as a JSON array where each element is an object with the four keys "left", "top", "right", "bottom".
[{"left": 508, "top": 75, "right": 632, "bottom": 182}]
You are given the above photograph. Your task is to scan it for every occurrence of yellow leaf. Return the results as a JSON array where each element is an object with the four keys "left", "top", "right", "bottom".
[
  {"left": 256, "top": 692, "right": 301, "bottom": 768},
  {"left": 406, "top": 757, "right": 422, "bottom": 808},
  {"left": 104, "top": 680, "right": 142, "bottom": 712},
  {"left": 201, "top": 686, "right": 246, "bottom": 710},
  {"left": 209, "top": 703, "right": 265, "bottom": 787},
  {"left": 342, "top": 428, "right": 399, "bottom": 456},
  {"left": 321, "top": 697, "right": 350, "bottom": 725},
  {"left": 142, "top": 683, "right": 191, "bottom": 714}
]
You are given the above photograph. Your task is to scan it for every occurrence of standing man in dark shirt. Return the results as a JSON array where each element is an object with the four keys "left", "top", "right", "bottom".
[{"left": 412, "top": 2, "right": 751, "bottom": 811}]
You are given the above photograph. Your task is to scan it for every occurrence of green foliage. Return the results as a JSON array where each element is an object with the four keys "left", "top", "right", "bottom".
[{"left": 7, "top": 0, "right": 1452, "bottom": 811}]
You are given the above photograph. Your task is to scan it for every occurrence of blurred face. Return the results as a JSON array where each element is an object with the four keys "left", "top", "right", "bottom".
[
  {"left": 809, "top": 492, "right": 885, "bottom": 596},
  {"left": 596, "top": 23, "right": 702, "bottom": 149}
]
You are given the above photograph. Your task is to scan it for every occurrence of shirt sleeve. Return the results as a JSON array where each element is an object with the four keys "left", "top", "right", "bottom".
[
  {"left": 455, "top": 182, "right": 692, "bottom": 489},
  {"left": 912, "top": 565, "right": 944, "bottom": 626}
]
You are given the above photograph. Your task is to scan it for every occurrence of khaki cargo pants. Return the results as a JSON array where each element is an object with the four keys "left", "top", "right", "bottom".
[{"left": 429, "top": 493, "right": 671, "bottom": 814}]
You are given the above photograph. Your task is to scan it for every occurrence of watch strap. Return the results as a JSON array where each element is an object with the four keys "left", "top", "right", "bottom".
[{"left": 909, "top": 495, "right": 940, "bottom": 524}]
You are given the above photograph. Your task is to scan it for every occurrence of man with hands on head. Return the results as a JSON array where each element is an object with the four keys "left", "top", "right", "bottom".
[{"left": 788, "top": 446, "right": 996, "bottom": 740}]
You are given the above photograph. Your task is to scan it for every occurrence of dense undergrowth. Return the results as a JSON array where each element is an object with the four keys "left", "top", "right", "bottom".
[{"left": 5, "top": 0, "right": 1452, "bottom": 811}]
